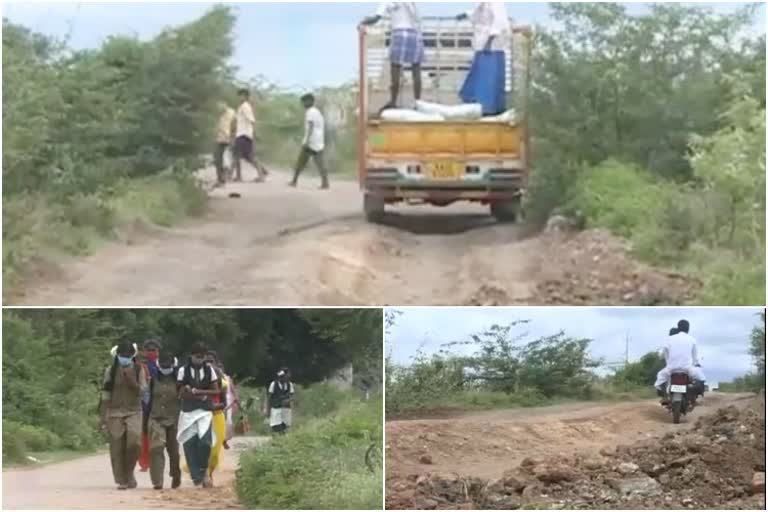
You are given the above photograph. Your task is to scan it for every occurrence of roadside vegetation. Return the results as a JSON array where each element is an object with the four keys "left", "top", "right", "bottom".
[
  {"left": 719, "top": 311, "right": 766, "bottom": 393},
  {"left": 2, "top": 8, "right": 235, "bottom": 298},
  {"left": 525, "top": 3, "right": 765, "bottom": 305},
  {"left": 2, "top": 308, "right": 382, "bottom": 466},
  {"left": 236, "top": 395, "right": 382, "bottom": 510},
  {"left": 385, "top": 310, "right": 764, "bottom": 417}
]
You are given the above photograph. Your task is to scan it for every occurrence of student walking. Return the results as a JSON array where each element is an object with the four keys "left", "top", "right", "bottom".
[
  {"left": 267, "top": 369, "right": 295, "bottom": 434},
  {"left": 101, "top": 343, "right": 148, "bottom": 490},
  {"left": 177, "top": 343, "right": 220, "bottom": 488},
  {"left": 148, "top": 354, "right": 182, "bottom": 490}
]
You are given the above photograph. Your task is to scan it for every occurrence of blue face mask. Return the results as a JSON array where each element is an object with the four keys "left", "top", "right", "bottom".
[{"left": 117, "top": 356, "right": 133, "bottom": 367}]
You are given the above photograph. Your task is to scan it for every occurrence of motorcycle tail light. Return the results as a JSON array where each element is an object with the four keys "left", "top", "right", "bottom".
[{"left": 671, "top": 374, "right": 689, "bottom": 385}]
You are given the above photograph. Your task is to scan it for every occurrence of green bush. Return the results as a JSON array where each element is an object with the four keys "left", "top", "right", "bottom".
[
  {"left": 2, "top": 8, "right": 234, "bottom": 296},
  {"left": 236, "top": 397, "right": 382, "bottom": 510}
]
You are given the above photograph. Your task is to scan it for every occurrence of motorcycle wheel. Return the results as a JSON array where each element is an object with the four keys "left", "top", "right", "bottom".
[{"left": 672, "top": 401, "right": 682, "bottom": 424}]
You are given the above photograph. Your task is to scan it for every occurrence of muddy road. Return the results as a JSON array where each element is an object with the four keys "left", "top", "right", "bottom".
[
  {"left": 14, "top": 166, "right": 695, "bottom": 307},
  {"left": 2, "top": 437, "right": 265, "bottom": 510},
  {"left": 386, "top": 393, "right": 764, "bottom": 510}
]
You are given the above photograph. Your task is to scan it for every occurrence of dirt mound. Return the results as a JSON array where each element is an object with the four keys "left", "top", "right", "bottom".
[
  {"left": 386, "top": 400, "right": 765, "bottom": 510},
  {"left": 533, "top": 230, "right": 699, "bottom": 306}
]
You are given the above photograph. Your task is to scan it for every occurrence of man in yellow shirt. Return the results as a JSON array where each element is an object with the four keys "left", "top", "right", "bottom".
[{"left": 214, "top": 102, "right": 236, "bottom": 186}]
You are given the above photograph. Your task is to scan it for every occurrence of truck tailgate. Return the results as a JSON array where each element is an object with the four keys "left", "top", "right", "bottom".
[{"left": 366, "top": 121, "right": 522, "bottom": 158}]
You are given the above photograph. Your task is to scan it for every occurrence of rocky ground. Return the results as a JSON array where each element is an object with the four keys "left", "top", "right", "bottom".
[{"left": 386, "top": 397, "right": 765, "bottom": 510}]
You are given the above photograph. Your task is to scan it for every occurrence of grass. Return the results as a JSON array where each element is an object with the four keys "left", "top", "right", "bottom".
[
  {"left": 2, "top": 171, "right": 207, "bottom": 301},
  {"left": 236, "top": 395, "right": 382, "bottom": 510},
  {"left": 387, "top": 384, "right": 658, "bottom": 418}
]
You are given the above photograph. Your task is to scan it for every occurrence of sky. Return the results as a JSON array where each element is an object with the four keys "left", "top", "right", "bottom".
[
  {"left": 385, "top": 307, "right": 765, "bottom": 385},
  {"left": 3, "top": 1, "right": 765, "bottom": 89}
]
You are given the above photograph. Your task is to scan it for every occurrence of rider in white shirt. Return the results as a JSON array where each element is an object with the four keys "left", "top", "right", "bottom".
[{"left": 655, "top": 320, "right": 706, "bottom": 395}]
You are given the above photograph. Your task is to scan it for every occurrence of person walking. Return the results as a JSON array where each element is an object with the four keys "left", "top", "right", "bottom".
[
  {"left": 204, "top": 351, "right": 228, "bottom": 483},
  {"left": 148, "top": 354, "right": 182, "bottom": 490},
  {"left": 176, "top": 343, "right": 220, "bottom": 488},
  {"left": 214, "top": 102, "right": 236, "bottom": 186},
  {"left": 289, "top": 94, "right": 329, "bottom": 190},
  {"left": 267, "top": 369, "right": 295, "bottom": 435},
  {"left": 101, "top": 343, "right": 148, "bottom": 490},
  {"left": 137, "top": 339, "right": 161, "bottom": 473},
  {"left": 234, "top": 89, "right": 268, "bottom": 183}
]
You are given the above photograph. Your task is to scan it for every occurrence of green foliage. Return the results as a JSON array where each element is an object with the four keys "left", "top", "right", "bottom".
[
  {"left": 2, "top": 8, "right": 235, "bottom": 295},
  {"left": 611, "top": 351, "right": 666, "bottom": 387},
  {"left": 751, "top": 311, "right": 766, "bottom": 386},
  {"left": 236, "top": 397, "right": 382, "bottom": 510},
  {"left": 526, "top": 4, "right": 766, "bottom": 292},
  {"left": 2, "top": 309, "right": 381, "bottom": 463},
  {"left": 719, "top": 373, "right": 764, "bottom": 393},
  {"left": 387, "top": 321, "right": 601, "bottom": 415}
]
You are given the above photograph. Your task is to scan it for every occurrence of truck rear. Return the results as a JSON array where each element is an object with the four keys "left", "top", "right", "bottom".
[{"left": 358, "top": 18, "right": 532, "bottom": 222}]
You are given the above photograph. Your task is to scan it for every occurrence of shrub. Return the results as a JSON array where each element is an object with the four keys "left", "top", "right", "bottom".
[{"left": 236, "top": 397, "right": 382, "bottom": 510}]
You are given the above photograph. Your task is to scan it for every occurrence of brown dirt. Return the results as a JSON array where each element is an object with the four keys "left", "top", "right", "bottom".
[
  {"left": 11, "top": 166, "right": 697, "bottom": 306},
  {"left": 385, "top": 393, "right": 764, "bottom": 510},
  {"left": 2, "top": 437, "right": 266, "bottom": 510}
]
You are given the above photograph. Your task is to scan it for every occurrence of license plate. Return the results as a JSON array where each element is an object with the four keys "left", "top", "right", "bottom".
[
  {"left": 670, "top": 385, "right": 687, "bottom": 393},
  {"left": 426, "top": 161, "right": 463, "bottom": 181}
]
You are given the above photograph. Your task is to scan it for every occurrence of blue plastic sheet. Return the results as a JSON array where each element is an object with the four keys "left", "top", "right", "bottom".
[{"left": 460, "top": 50, "right": 507, "bottom": 116}]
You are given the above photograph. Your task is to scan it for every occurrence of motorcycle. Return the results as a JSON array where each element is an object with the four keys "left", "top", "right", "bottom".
[{"left": 664, "top": 371, "right": 700, "bottom": 424}]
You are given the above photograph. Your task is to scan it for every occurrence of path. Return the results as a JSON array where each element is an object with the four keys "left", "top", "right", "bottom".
[
  {"left": 13, "top": 166, "right": 695, "bottom": 306},
  {"left": 2, "top": 437, "right": 267, "bottom": 510}
]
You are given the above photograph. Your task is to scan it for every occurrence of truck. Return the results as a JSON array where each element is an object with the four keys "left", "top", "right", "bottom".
[{"left": 357, "top": 17, "right": 532, "bottom": 223}]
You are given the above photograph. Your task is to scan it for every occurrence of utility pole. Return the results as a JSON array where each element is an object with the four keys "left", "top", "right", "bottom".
[{"left": 625, "top": 334, "right": 630, "bottom": 364}]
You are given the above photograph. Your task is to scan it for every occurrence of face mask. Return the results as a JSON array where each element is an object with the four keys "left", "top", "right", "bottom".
[
  {"left": 158, "top": 366, "right": 174, "bottom": 376},
  {"left": 117, "top": 356, "right": 133, "bottom": 367},
  {"left": 190, "top": 356, "right": 204, "bottom": 366},
  {"left": 146, "top": 351, "right": 159, "bottom": 362}
]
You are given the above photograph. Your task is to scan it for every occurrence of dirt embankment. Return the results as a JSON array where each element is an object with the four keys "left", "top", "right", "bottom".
[
  {"left": 386, "top": 394, "right": 765, "bottom": 510},
  {"left": 13, "top": 167, "right": 697, "bottom": 307}
]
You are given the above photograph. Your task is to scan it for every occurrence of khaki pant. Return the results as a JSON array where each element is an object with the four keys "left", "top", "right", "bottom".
[
  {"left": 149, "top": 418, "right": 181, "bottom": 488},
  {"left": 106, "top": 412, "right": 142, "bottom": 486}
]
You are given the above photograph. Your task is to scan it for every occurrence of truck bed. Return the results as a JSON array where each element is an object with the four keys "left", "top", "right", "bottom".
[{"left": 366, "top": 120, "right": 522, "bottom": 158}]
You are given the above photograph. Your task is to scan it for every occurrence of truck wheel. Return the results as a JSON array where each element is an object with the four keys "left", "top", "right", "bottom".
[
  {"left": 364, "top": 194, "right": 385, "bottom": 223},
  {"left": 491, "top": 198, "right": 521, "bottom": 223}
]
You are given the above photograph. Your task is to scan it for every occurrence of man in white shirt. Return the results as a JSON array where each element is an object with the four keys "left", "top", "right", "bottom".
[
  {"left": 457, "top": 3, "right": 511, "bottom": 115},
  {"left": 654, "top": 320, "right": 706, "bottom": 396},
  {"left": 234, "top": 89, "right": 268, "bottom": 183},
  {"left": 289, "top": 94, "right": 329, "bottom": 190},
  {"left": 458, "top": 2, "right": 511, "bottom": 51},
  {"left": 362, "top": 3, "right": 423, "bottom": 110}
]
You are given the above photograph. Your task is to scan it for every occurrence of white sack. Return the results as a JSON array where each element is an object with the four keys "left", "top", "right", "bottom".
[{"left": 414, "top": 100, "right": 483, "bottom": 121}]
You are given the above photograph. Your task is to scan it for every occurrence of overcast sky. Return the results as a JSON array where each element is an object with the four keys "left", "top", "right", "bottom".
[
  {"left": 385, "top": 307, "right": 765, "bottom": 385},
  {"left": 3, "top": 2, "right": 764, "bottom": 89}
]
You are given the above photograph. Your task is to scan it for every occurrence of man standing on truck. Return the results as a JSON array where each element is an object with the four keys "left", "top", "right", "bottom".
[
  {"left": 289, "top": 94, "right": 330, "bottom": 190},
  {"left": 362, "top": 3, "right": 423, "bottom": 111},
  {"left": 457, "top": 3, "right": 510, "bottom": 115}
]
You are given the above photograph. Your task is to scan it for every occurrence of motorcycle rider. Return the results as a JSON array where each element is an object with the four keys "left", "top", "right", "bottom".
[{"left": 654, "top": 320, "right": 706, "bottom": 403}]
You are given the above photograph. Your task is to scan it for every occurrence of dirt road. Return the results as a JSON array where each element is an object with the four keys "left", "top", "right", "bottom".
[
  {"left": 386, "top": 393, "right": 763, "bottom": 510},
  {"left": 2, "top": 437, "right": 266, "bottom": 510},
  {"left": 387, "top": 393, "right": 751, "bottom": 482},
  {"left": 14, "top": 166, "right": 696, "bottom": 306}
]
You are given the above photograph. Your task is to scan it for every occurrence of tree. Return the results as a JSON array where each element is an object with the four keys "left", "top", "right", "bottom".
[{"left": 612, "top": 351, "right": 666, "bottom": 387}]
